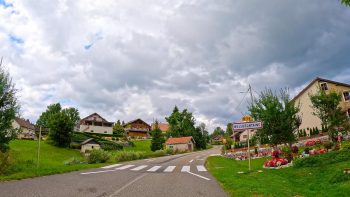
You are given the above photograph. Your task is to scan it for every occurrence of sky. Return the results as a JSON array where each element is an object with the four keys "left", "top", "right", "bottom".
[{"left": 1, "top": 0, "right": 350, "bottom": 132}]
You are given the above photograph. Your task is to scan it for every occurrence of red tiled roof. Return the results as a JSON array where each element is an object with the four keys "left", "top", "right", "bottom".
[
  {"left": 15, "top": 117, "right": 34, "bottom": 130},
  {"left": 151, "top": 123, "right": 169, "bottom": 132},
  {"left": 166, "top": 136, "right": 194, "bottom": 145}
]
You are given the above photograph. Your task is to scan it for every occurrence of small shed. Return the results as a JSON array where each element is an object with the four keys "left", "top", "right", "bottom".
[
  {"left": 165, "top": 136, "right": 195, "bottom": 152},
  {"left": 81, "top": 138, "right": 101, "bottom": 153}
]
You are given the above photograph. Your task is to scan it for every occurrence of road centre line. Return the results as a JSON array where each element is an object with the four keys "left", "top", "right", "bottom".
[
  {"left": 189, "top": 159, "right": 194, "bottom": 163},
  {"left": 186, "top": 171, "right": 211, "bottom": 181},
  {"left": 109, "top": 173, "right": 148, "bottom": 197}
]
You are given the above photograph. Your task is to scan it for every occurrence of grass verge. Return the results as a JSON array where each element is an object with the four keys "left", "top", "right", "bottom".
[{"left": 206, "top": 152, "right": 350, "bottom": 197}]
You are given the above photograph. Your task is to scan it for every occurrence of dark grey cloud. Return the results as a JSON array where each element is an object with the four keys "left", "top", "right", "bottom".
[{"left": 0, "top": 0, "right": 349, "bottom": 131}]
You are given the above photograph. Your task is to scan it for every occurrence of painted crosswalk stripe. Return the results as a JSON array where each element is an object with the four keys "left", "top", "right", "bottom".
[
  {"left": 101, "top": 164, "right": 122, "bottom": 169},
  {"left": 131, "top": 165, "right": 148, "bottom": 171},
  {"left": 197, "top": 165, "right": 207, "bottom": 172},
  {"left": 181, "top": 165, "right": 190, "bottom": 172},
  {"left": 164, "top": 166, "right": 176, "bottom": 172},
  {"left": 115, "top": 165, "right": 134, "bottom": 170},
  {"left": 147, "top": 166, "right": 162, "bottom": 172}
]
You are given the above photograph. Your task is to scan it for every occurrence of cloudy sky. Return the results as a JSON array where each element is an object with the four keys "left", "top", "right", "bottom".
[{"left": 1, "top": 0, "right": 349, "bottom": 132}]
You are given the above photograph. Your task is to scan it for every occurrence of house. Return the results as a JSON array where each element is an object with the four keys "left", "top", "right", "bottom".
[
  {"left": 211, "top": 135, "right": 224, "bottom": 144},
  {"left": 12, "top": 117, "right": 35, "bottom": 140},
  {"left": 80, "top": 138, "right": 101, "bottom": 153},
  {"left": 292, "top": 77, "right": 350, "bottom": 136},
  {"left": 124, "top": 119, "right": 151, "bottom": 138},
  {"left": 151, "top": 122, "right": 169, "bottom": 133},
  {"left": 79, "top": 113, "right": 113, "bottom": 135},
  {"left": 165, "top": 136, "right": 195, "bottom": 152},
  {"left": 231, "top": 130, "right": 256, "bottom": 143}
]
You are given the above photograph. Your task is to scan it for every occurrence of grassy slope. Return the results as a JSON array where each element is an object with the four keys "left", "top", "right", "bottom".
[
  {"left": 0, "top": 140, "right": 107, "bottom": 181},
  {"left": 206, "top": 155, "right": 350, "bottom": 197},
  {"left": 124, "top": 140, "right": 152, "bottom": 153}
]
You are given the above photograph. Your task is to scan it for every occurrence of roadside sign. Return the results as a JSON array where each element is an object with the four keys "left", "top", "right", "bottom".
[
  {"left": 242, "top": 115, "right": 253, "bottom": 122},
  {"left": 233, "top": 121, "right": 263, "bottom": 130}
]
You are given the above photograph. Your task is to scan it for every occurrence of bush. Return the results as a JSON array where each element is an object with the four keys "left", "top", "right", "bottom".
[
  {"left": 324, "top": 141, "right": 334, "bottom": 150},
  {"left": 304, "top": 147, "right": 310, "bottom": 154},
  {"left": 115, "top": 151, "right": 146, "bottom": 162},
  {"left": 294, "top": 150, "right": 350, "bottom": 168},
  {"left": 87, "top": 149, "right": 111, "bottom": 164},
  {"left": 99, "top": 141, "right": 123, "bottom": 151},
  {"left": 69, "top": 142, "right": 81, "bottom": 149},
  {"left": 0, "top": 151, "right": 12, "bottom": 174},
  {"left": 64, "top": 157, "right": 85, "bottom": 165},
  {"left": 291, "top": 146, "right": 299, "bottom": 154}
]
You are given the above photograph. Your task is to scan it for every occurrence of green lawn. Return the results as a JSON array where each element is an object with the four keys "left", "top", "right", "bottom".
[
  {"left": 206, "top": 154, "right": 350, "bottom": 197},
  {"left": 0, "top": 140, "right": 109, "bottom": 181},
  {"left": 124, "top": 140, "right": 152, "bottom": 153}
]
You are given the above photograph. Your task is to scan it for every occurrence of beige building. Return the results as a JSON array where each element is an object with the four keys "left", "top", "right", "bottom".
[
  {"left": 232, "top": 130, "right": 257, "bottom": 142},
  {"left": 79, "top": 113, "right": 113, "bottom": 135},
  {"left": 12, "top": 117, "right": 35, "bottom": 140},
  {"left": 165, "top": 136, "right": 195, "bottom": 152},
  {"left": 292, "top": 77, "right": 350, "bottom": 135},
  {"left": 80, "top": 138, "right": 101, "bottom": 153}
]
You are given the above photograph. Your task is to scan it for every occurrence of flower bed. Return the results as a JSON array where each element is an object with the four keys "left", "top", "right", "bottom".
[{"left": 263, "top": 150, "right": 291, "bottom": 169}]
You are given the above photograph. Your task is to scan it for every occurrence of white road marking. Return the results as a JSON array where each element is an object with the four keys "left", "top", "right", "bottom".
[
  {"left": 115, "top": 165, "right": 134, "bottom": 170},
  {"left": 164, "top": 166, "right": 176, "bottom": 172},
  {"left": 189, "top": 159, "right": 194, "bottom": 163},
  {"left": 197, "top": 159, "right": 204, "bottom": 161},
  {"left": 186, "top": 171, "right": 211, "bottom": 181},
  {"left": 144, "top": 159, "right": 155, "bottom": 162},
  {"left": 181, "top": 165, "right": 190, "bottom": 172},
  {"left": 130, "top": 165, "right": 148, "bottom": 171},
  {"left": 101, "top": 164, "right": 122, "bottom": 169},
  {"left": 147, "top": 166, "right": 162, "bottom": 172},
  {"left": 81, "top": 169, "right": 117, "bottom": 175},
  {"left": 197, "top": 165, "right": 207, "bottom": 172}
]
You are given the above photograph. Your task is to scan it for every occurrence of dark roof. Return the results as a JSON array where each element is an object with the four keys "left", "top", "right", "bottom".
[
  {"left": 292, "top": 77, "right": 350, "bottom": 102},
  {"left": 15, "top": 117, "right": 34, "bottom": 130},
  {"left": 166, "top": 136, "right": 195, "bottom": 145},
  {"left": 80, "top": 113, "right": 113, "bottom": 124},
  {"left": 124, "top": 118, "right": 151, "bottom": 128},
  {"left": 81, "top": 138, "right": 100, "bottom": 145}
]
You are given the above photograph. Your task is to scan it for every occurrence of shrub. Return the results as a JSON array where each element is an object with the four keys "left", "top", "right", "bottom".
[
  {"left": 304, "top": 147, "right": 310, "bottom": 154},
  {"left": 0, "top": 151, "right": 12, "bottom": 174},
  {"left": 87, "top": 149, "right": 111, "bottom": 164},
  {"left": 324, "top": 141, "right": 334, "bottom": 150},
  {"left": 99, "top": 141, "right": 123, "bottom": 151},
  {"left": 115, "top": 151, "right": 146, "bottom": 162},
  {"left": 69, "top": 142, "right": 81, "bottom": 149},
  {"left": 291, "top": 146, "right": 299, "bottom": 154},
  {"left": 64, "top": 157, "right": 85, "bottom": 165}
]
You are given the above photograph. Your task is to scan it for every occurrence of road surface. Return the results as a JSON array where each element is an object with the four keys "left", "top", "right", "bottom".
[{"left": 0, "top": 146, "right": 228, "bottom": 197}]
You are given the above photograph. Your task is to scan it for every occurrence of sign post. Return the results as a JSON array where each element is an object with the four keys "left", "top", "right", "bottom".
[{"left": 233, "top": 116, "right": 262, "bottom": 171}]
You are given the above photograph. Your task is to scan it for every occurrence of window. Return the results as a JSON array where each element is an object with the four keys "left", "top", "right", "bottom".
[
  {"left": 90, "top": 130, "right": 94, "bottom": 133},
  {"left": 343, "top": 91, "right": 350, "bottom": 101},
  {"left": 104, "top": 131, "right": 107, "bottom": 133},
  {"left": 320, "top": 82, "right": 328, "bottom": 91},
  {"left": 169, "top": 145, "right": 173, "bottom": 149},
  {"left": 243, "top": 135, "right": 247, "bottom": 139},
  {"left": 92, "top": 146, "right": 94, "bottom": 149}
]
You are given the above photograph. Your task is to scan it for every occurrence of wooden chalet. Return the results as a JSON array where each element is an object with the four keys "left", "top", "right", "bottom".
[
  {"left": 79, "top": 113, "right": 113, "bottom": 135},
  {"left": 124, "top": 119, "right": 151, "bottom": 138}
]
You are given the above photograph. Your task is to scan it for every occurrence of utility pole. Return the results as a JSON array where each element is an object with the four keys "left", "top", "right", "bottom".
[
  {"left": 37, "top": 126, "right": 41, "bottom": 169},
  {"left": 247, "top": 84, "right": 254, "bottom": 171}
]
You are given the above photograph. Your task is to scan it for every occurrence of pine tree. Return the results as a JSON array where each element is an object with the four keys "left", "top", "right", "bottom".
[{"left": 150, "top": 121, "right": 164, "bottom": 152}]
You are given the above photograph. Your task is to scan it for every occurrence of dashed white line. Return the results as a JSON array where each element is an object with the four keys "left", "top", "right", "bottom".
[
  {"left": 197, "top": 165, "right": 207, "bottom": 172},
  {"left": 147, "top": 166, "right": 162, "bottom": 172},
  {"left": 115, "top": 165, "right": 135, "bottom": 170},
  {"left": 130, "top": 165, "right": 148, "bottom": 171},
  {"left": 164, "top": 166, "right": 176, "bottom": 172},
  {"left": 101, "top": 164, "right": 122, "bottom": 169},
  {"left": 181, "top": 165, "right": 190, "bottom": 172},
  {"left": 189, "top": 159, "right": 194, "bottom": 163}
]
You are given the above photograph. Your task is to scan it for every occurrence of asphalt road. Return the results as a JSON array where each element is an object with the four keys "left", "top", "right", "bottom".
[{"left": 0, "top": 147, "right": 228, "bottom": 197}]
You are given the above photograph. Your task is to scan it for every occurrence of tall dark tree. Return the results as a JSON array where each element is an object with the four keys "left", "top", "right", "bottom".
[
  {"left": 193, "top": 126, "right": 207, "bottom": 150},
  {"left": 225, "top": 123, "right": 233, "bottom": 137},
  {"left": 249, "top": 89, "right": 301, "bottom": 147},
  {"left": 310, "top": 89, "right": 350, "bottom": 142},
  {"left": 199, "top": 123, "right": 209, "bottom": 143},
  {"left": 38, "top": 103, "right": 80, "bottom": 147},
  {"left": 150, "top": 121, "right": 165, "bottom": 151},
  {"left": 0, "top": 60, "right": 19, "bottom": 153}
]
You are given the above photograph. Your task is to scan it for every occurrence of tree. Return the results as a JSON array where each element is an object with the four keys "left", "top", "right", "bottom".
[
  {"left": 341, "top": 0, "right": 350, "bottom": 6},
  {"left": 165, "top": 106, "right": 196, "bottom": 137},
  {"left": 193, "top": 126, "right": 207, "bottom": 149},
  {"left": 37, "top": 103, "right": 80, "bottom": 147},
  {"left": 225, "top": 123, "right": 233, "bottom": 137},
  {"left": 198, "top": 123, "right": 209, "bottom": 143},
  {"left": 310, "top": 89, "right": 350, "bottom": 142},
  {"left": 211, "top": 127, "right": 225, "bottom": 138},
  {"left": 113, "top": 120, "right": 125, "bottom": 137},
  {"left": 150, "top": 121, "right": 164, "bottom": 151},
  {"left": 0, "top": 60, "right": 19, "bottom": 153},
  {"left": 249, "top": 89, "right": 301, "bottom": 147}
]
